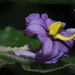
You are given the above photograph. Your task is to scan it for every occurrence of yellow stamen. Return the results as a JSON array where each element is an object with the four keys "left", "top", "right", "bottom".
[
  {"left": 54, "top": 33, "right": 75, "bottom": 41},
  {"left": 48, "top": 21, "right": 75, "bottom": 41},
  {"left": 48, "top": 21, "right": 63, "bottom": 36}
]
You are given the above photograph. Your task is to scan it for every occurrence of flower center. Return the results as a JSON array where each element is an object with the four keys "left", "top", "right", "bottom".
[{"left": 48, "top": 21, "right": 75, "bottom": 41}]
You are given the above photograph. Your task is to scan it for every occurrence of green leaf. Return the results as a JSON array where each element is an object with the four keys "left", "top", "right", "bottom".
[
  {"left": 0, "top": 27, "right": 41, "bottom": 48},
  {"left": 61, "top": 56, "right": 75, "bottom": 64}
]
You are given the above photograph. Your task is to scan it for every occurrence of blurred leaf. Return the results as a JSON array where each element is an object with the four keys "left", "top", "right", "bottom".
[
  {"left": 0, "top": 27, "right": 41, "bottom": 48},
  {"left": 61, "top": 56, "right": 75, "bottom": 64}
]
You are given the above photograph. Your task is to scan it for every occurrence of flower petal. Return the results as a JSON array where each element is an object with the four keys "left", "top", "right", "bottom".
[
  {"left": 29, "top": 18, "right": 47, "bottom": 29},
  {"left": 45, "top": 18, "right": 55, "bottom": 30},
  {"left": 62, "top": 22, "right": 66, "bottom": 27},
  {"left": 25, "top": 13, "right": 47, "bottom": 29},
  {"left": 66, "top": 28, "right": 75, "bottom": 41},
  {"left": 44, "top": 60, "right": 52, "bottom": 64},
  {"left": 52, "top": 51, "right": 63, "bottom": 61},
  {"left": 61, "top": 44, "right": 70, "bottom": 58},
  {"left": 58, "top": 42, "right": 69, "bottom": 55},
  {"left": 15, "top": 50, "right": 35, "bottom": 59},
  {"left": 35, "top": 38, "right": 61, "bottom": 63},
  {"left": 44, "top": 59, "right": 58, "bottom": 64},
  {"left": 41, "top": 37, "right": 53, "bottom": 57},
  {"left": 43, "top": 41, "right": 61, "bottom": 63},
  {"left": 41, "top": 13, "right": 48, "bottom": 20},
  {"left": 25, "top": 13, "right": 40, "bottom": 26},
  {"left": 26, "top": 13, "right": 40, "bottom": 20},
  {"left": 66, "top": 28, "right": 75, "bottom": 35},
  {"left": 52, "top": 60, "right": 58, "bottom": 64},
  {"left": 24, "top": 25, "right": 47, "bottom": 43},
  {"left": 60, "top": 30, "right": 74, "bottom": 48},
  {"left": 64, "top": 54, "right": 69, "bottom": 57},
  {"left": 47, "top": 41, "right": 59, "bottom": 59}
]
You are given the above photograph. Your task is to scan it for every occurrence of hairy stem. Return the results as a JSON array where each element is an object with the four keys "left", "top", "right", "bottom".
[
  {"left": 0, "top": 44, "right": 31, "bottom": 53},
  {"left": 0, "top": 53, "right": 34, "bottom": 64}
]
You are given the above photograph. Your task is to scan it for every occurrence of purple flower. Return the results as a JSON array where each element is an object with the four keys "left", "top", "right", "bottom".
[{"left": 15, "top": 13, "right": 75, "bottom": 64}]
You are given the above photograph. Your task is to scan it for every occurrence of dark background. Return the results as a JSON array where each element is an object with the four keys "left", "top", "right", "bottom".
[{"left": 0, "top": 2, "right": 75, "bottom": 30}]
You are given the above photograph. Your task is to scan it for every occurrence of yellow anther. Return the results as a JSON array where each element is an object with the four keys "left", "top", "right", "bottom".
[
  {"left": 54, "top": 33, "right": 75, "bottom": 41},
  {"left": 48, "top": 21, "right": 75, "bottom": 41},
  {"left": 48, "top": 21, "right": 63, "bottom": 36}
]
